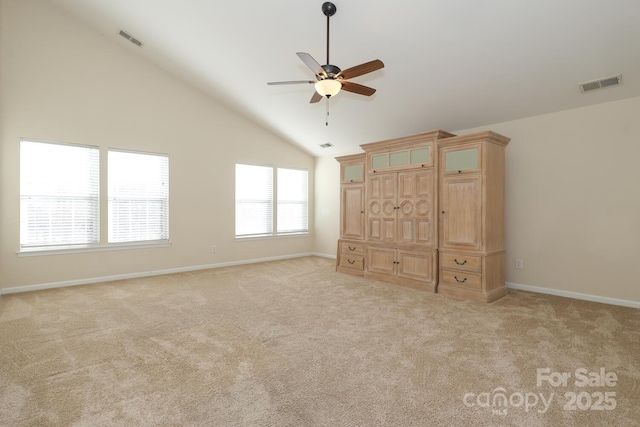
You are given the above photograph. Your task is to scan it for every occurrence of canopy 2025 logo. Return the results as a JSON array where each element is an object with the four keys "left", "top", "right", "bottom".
[
  {"left": 537, "top": 367, "right": 617, "bottom": 411},
  {"left": 462, "top": 367, "right": 618, "bottom": 416}
]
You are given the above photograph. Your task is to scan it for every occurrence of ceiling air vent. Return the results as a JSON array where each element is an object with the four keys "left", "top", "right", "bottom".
[
  {"left": 319, "top": 143, "right": 334, "bottom": 148},
  {"left": 118, "top": 30, "right": 143, "bottom": 47},
  {"left": 580, "top": 74, "right": 622, "bottom": 93}
]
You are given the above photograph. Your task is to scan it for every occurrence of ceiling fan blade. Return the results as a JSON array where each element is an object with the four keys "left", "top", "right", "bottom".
[
  {"left": 337, "top": 59, "right": 384, "bottom": 80},
  {"left": 341, "top": 81, "right": 376, "bottom": 96},
  {"left": 267, "top": 80, "right": 315, "bottom": 85},
  {"left": 296, "top": 52, "right": 327, "bottom": 77},
  {"left": 310, "top": 91, "right": 323, "bottom": 103}
]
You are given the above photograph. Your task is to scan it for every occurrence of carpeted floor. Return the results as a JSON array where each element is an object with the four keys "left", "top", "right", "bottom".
[{"left": 0, "top": 256, "right": 638, "bottom": 426}]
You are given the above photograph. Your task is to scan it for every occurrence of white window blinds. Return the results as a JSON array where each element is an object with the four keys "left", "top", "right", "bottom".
[
  {"left": 277, "top": 168, "right": 309, "bottom": 234},
  {"left": 20, "top": 140, "right": 100, "bottom": 249},
  {"left": 235, "top": 164, "right": 274, "bottom": 237},
  {"left": 108, "top": 150, "right": 169, "bottom": 243}
]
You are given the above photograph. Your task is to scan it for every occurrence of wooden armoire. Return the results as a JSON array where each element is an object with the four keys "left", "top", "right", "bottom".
[{"left": 336, "top": 130, "right": 510, "bottom": 302}]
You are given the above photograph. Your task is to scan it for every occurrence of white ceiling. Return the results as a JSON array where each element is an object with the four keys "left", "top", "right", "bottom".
[{"left": 46, "top": 0, "right": 640, "bottom": 157}]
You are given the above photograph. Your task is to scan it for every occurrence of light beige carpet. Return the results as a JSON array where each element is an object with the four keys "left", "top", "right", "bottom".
[{"left": 0, "top": 256, "right": 638, "bottom": 426}]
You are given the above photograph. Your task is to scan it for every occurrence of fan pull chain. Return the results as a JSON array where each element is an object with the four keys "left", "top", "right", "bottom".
[{"left": 326, "top": 98, "right": 330, "bottom": 126}]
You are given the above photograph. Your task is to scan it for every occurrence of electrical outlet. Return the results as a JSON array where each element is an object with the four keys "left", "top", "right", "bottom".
[
  {"left": 515, "top": 258, "right": 523, "bottom": 269},
  {"left": 212, "top": 245, "right": 217, "bottom": 253}
]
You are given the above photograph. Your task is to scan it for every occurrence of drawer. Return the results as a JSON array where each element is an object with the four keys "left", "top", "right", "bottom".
[
  {"left": 440, "top": 253, "right": 482, "bottom": 273},
  {"left": 341, "top": 241, "right": 365, "bottom": 256},
  {"left": 441, "top": 269, "right": 482, "bottom": 291},
  {"left": 339, "top": 255, "right": 364, "bottom": 271}
]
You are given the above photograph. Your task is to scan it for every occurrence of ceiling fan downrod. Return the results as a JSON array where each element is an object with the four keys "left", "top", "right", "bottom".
[{"left": 322, "top": 2, "right": 336, "bottom": 65}]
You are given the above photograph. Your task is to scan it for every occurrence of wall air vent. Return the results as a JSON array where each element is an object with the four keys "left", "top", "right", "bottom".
[
  {"left": 319, "top": 143, "right": 334, "bottom": 148},
  {"left": 118, "top": 30, "right": 143, "bottom": 47},
  {"left": 580, "top": 74, "right": 622, "bottom": 93}
]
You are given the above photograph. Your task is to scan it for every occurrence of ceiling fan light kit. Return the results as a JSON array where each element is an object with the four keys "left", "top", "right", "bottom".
[
  {"left": 315, "top": 79, "right": 342, "bottom": 97},
  {"left": 267, "top": 2, "right": 384, "bottom": 104}
]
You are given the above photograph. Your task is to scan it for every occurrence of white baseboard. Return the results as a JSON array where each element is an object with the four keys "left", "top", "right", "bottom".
[
  {"left": 311, "top": 252, "right": 336, "bottom": 260},
  {"left": 0, "top": 253, "right": 326, "bottom": 295},
  {"left": 506, "top": 282, "right": 640, "bottom": 309},
  {"left": 4, "top": 259, "right": 636, "bottom": 310}
]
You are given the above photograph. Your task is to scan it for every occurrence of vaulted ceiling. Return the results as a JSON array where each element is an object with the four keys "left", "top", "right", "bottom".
[{"left": 45, "top": 0, "right": 640, "bottom": 156}]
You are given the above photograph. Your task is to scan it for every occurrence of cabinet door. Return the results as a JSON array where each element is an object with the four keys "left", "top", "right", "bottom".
[
  {"left": 440, "top": 175, "right": 482, "bottom": 251},
  {"left": 342, "top": 163, "right": 364, "bottom": 183},
  {"left": 397, "top": 170, "right": 435, "bottom": 247},
  {"left": 397, "top": 250, "right": 435, "bottom": 283},
  {"left": 367, "top": 246, "right": 396, "bottom": 276},
  {"left": 341, "top": 183, "right": 364, "bottom": 239},
  {"left": 441, "top": 144, "right": 482, "bottom": 175},
  {"left": 367, "top": 173, "right": 397, "bottom": 243}
]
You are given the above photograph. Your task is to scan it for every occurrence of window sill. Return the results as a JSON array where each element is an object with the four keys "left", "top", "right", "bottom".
[{"left": 17, "top": 241, "right": 171, "bottom": 257}]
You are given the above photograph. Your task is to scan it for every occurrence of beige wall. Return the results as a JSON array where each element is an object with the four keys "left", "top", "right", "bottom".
[
  {"left": 313, "top": 157, "right": 340, "bottom": 259},
  {"left": 0, "top": 1, "right": 3, "bottom": 276},
  {"left": 314, "top": 96, "right": 640, "bottom": 304},
  {"left": 460, "top": 96, "right": 640, "bottom": 303},
  {"left": 0, "top": 0, "right": 314, "bottom": 290}
]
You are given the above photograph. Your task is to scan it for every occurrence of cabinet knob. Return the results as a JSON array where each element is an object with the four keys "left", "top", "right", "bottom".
[
  {"left": 458, "top": 170, "right": 462, "bottom": 174},
  {"left": 441, "top": 211, "right": 445, "bottom": 214},
  {"left": 454, "top": 276, "right": 467, "bottom": 283},
  {"left": 454, "top": 259, "right": 467, "bottom": 266}
]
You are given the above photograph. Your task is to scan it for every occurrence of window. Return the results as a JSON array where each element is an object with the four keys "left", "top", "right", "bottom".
[
  {"left": 235, "top": 164, "right": 308, "bottom": 237},
  {"left": 235, "top": 164, "right": 273, "bottom": 237},
  {"left": 20, "top": 140, "right": 100, "bottom": 250},
  {"left": 108, "top": 150, "right": 169, "bottom": 244},
  {"left": 277, "top": 168, "right": 308, "bottom": 234}
]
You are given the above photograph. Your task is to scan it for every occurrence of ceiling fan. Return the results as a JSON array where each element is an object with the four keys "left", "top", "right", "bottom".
[{"left": 267, "top": 2, "right": 384, "bottom": 103}]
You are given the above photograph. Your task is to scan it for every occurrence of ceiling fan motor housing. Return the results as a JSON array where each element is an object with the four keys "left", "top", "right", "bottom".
[{"left": 321, "top": 64, "right": 341, "bottom": 78}]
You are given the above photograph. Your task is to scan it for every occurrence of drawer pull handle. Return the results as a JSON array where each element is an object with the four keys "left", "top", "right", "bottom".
[
  {"left": 454, "top": 276, "right": 467, "bottom": 283},
  {"left": 348, "top": 246, "right": 357, "bottom": 251},
  {"left": 348, "top": 259, "right": 356, "bottom": 265},
  {"left": 454, "top": 259, "right": 467, "bottom": 266}
]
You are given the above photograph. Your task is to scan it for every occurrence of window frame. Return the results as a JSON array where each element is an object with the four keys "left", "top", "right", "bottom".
[
  {"left": 276, "top": 167, "right": 309, "bottom": 235},
  {"left": 19, "top": 139, "right": 101, "bottom": 252},
  {"left": 235, "top": 163, "right": 309, "bottom": 239},
  {"left": 18, "top": 139, "right": 172, "bottom": 256},
  {"left": 107, "top": 148, "right": 170, "bottom": 245}
]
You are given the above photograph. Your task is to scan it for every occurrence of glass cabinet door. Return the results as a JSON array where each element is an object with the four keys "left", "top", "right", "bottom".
[
  {"left": 343, "top": 164, "right": 364, "bottom": 182},
  {"left": 389, "top": 150, "right": 409, "bottom": 167},
  {"left": 410, "top": 147, "right": 430, "bottom": 165},
  {"left": 369, "top": 144, "right": 433, "bottom": 172},
  {"left": 371, "top": 154, "right": 388, "bottom": 170},
  {"left": 444, "top": 146, "right": 480, "bottom": 173}
]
